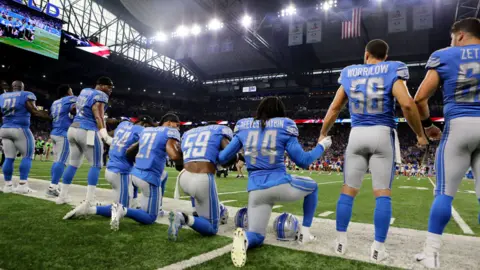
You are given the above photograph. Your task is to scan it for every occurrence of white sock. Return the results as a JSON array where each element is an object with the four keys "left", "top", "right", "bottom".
[
  {"left": 88, "top": 206, "right": 96, "bottom": 215},
  {"left": 49, "top": 184, "right": 58, "bottom": 189},
  {"left": 86, "top": 185, "right": 96, "bottom": 202},
  {"left": 187, "top": 215, "right": 195, "bottom": 226},
  {"left": 425, "top": 232, "right": 442, "bottom": 252},
  {"left": 336, "top": 231, "right": 347, "bottom": 241},
  {"left": 373, "top": 240, "right": 384, "bottom": 250},
  {"left": 19, "top": 180, "right": 27, "bottom": 185},
  {"left": 192, "top": 207, "right": 197, "bottom": 212},
  {"left": 301, "top": 225, "right": 310, "bottom": 234},
  {"left": 59, "top": 184, "right": 70, "bottom": 197},
  {"left": 5, "top": 181, "right": 12, "bottom": 186}
]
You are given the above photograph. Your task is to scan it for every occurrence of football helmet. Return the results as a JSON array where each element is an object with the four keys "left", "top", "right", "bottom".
[
  {"left": 273, "top": 212, "right": 299, "bottom": 241},
  {"left": 234, "top": 207, "right": 248, "bottom": 229},
  {"left": 220, "top": 203, "right": 229, "bottom": 224}
]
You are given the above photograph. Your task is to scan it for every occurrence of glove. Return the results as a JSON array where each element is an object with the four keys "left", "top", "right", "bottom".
[
  {"left": 99, "top": 128, "right": 113, "bottom": 145},
  {"left": 318, "top": 136, "right": 332, "bottom": 150}
]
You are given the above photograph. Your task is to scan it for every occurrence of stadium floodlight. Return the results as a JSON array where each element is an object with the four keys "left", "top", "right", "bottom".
[
  {"left": 155, "top": 32, "right": 168, "bottom": 42},
  {"left": 42, "top": 75, "right": 46, "bottom": 78},
  {"left": 241, "top": 14, "right": 252, "bottom": 28},
  {"left": 128, "top": 87, "right": 131, "bottom": 91},
  {"left": 158, "top": 91, "right": 161, "bottom": 94},
  {"left": 191, "top": 24, "right": 201, "bottom": 36},
  {"left": 176, "top": 25, "right": 189, "bottom": 37},
  {"left": 320, "top": 0, "right": 337, "bottom": 11},
  {"left": 1, "top": 65, "right": 4, "bottom": 68},
  {"left": 80, "top": 82, "right": 83, "bottom": 85},
  {"left": 208, "top": 18, "right": 223, "bottom": 31},
  {"left": 143, "top": 89, "right": 146, "bottom": 92},
  {"left": 173, "top": 92, "right": 176, "bottom": 96}
]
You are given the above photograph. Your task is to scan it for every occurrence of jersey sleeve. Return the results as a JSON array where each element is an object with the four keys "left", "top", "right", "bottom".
[
  {"left": 24, "top": 91, "right": 36, "bottom": 101},
  {"left": 284, "top": 118, "right": 299, "bottom": 137},
  {"left": 395, "top": 62, "right": 409, "bottom": 80},
  {"left": 132, "top": 125, "right": 144, "bottom": 141},
  {"left": 67, "top": 96, "right": 77, "bottom": 104},
  {"left": 166, "top": 128, "right": 181, "bottom": 141},
  {"left": 221, "top": 126, "right": 233, "bottom": 140},
  {"left": 93, "top": 91, "right": 109, "bottom": 104},
  {"left": 425, "top": 49, "right": 444, "bottom": 70},
  {"left": 337, "top": 67, "right": 348, "bottom": 86}
]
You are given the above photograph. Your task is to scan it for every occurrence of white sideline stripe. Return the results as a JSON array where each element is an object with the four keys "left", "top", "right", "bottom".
[
  {"left": 317, "top": 180, "right": 343, "bottom": 185},
  {"left": 272, "top": 205, "right": 283, "bottom": 209},
  {"left": 158, "top": 244, "right": 232, "bottom": 270},
  {"left": 427, "top": 177, "right": 474, "bottom": 235},
  {"left": 318, "top": 211, "right": 334, "bottom": 217},
  {"left": 220, "top": 200, "right": 237, "bottom": 204},
  {"left": 390, "top": 218, "right": 395, "bottom": 225}
]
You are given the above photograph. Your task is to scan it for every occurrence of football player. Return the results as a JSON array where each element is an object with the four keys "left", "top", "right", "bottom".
[
  {"left": 414, "top": 18, "right": 480, "bottom": 268},
  {"left": 56, "top": 77, "right": 114, "bottom": 205},
  {"left": 218, "top": 97, "right": 332, "bottom": 267},
  {"left": 168, "top": 123, "right": 234, "bottom": 240},
  {"left": 320, "top": 39, "right": 427, "bottom": 261},
  {"left": 236, "top": 152, "right": 245, "bottom": 178},
  {"left": 107, "top": 113, "right": 182, "bottom": 230},
  {"left": 0, "top": 80, "right": 50, "bottom": 193},
  {"left": 63, "top": 115, "right": 155, "bottom": 220},
  {"left": 46, "top": 85, "right": 76, "bottom": 197}
]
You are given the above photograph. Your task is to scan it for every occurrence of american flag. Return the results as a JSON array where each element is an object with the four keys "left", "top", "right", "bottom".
[
  {"left": 64, "top": 33, "right": 110, "bottom": 58},
  {"left": 341, "top": 8, "right": 362, "bottom": 39}
]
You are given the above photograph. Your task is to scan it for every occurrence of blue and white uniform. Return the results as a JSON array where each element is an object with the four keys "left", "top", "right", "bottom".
[
  {"left": 219, "top": 117, "right": 326, "bottom": 248},
  {"left": 124, "top": 127, "right": 180, "bottom": 224},
  {"left": 59, "top": 88, "right": 109, "bottom": 202},
  {"left": 423, "top": 45, "right": 480, "bottom": 237},
  {"left": 335, "top": 61, "right": 409, "bottom": 245},
  {"left": 178, "top": 125, "right": 233, "bottom": 236},
  {"left": 49, "top": 95, "right": 77, "bottom": 187},
  {"left": 0, "top": 91, "right": 36, "bottom": 184}
]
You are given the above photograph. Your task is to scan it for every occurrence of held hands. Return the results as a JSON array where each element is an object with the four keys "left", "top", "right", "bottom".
[
  {"left": 99, "top": 128, "right": 113, "bottom": 145},
  {"left": 424, "top": 125, "right": 442, "bottom": 141},
  {"left": 318, "top": 135, "right": 332, "bottom": 150},
  {"left": 416, "top": 135, "right": 429, "bottom": 149}
]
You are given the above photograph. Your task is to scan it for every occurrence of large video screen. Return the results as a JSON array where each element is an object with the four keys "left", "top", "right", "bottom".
[{"left": 0, "top": 0, "right": 62, "bottom": 59}]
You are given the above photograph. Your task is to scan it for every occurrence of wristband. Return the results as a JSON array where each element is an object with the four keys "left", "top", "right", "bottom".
[{"left": 421, "top": 118, "right": 433, "bottom": 128}]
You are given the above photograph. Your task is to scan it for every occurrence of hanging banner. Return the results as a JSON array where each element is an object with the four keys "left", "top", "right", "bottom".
[
  {"left": 413, "top": 3, "right": 433, "bottom": 30},
  {"left": 288, "top": 21, "right": 303, "bottom": 46},
  {"left": 306, "top": 20, "right": 322, "bottom": 44},
  {"left": 388, "top": 6, "right": 407, "bottom": 33}
]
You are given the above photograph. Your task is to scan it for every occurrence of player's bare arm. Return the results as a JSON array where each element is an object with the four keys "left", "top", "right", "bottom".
[
  {"left": 125, "top": 142, "right": 139, "bottom": 163},
  {"left": 69, "top": 103, "right": 76, "bottom": 115},
  {"left": 166, "top": 139, "right": 183, "bottom": 171},
  {"left": 92, "top": 102, "right": 113, "bottom": 145},
  {"left": 26, "top": 100, "right": 51, "bottom": 121},
  {"left": 320, "top": 85, "right": 348, "bottom": 140},
  {"left": 392, "top": 79, "right": 428, "bottom": 146},
  {"left": 414, "top": 69, "right": 442, "bottom": 140}
]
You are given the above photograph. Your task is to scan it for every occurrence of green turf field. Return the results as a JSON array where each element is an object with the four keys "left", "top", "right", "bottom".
[
  {"left": 0, "top": 28, "right": 60, "bottom": 59},
  {"left": 17, "top": 160, "right": 480, "bottom": 236}
]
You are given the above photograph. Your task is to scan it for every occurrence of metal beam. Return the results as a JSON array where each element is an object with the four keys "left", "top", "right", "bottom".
[{"left": 455, "top": 0, "right": 480, "bottom": 21}]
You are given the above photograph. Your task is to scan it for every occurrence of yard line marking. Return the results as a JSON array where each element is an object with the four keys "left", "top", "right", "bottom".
[
  {"left": 427, "top": 177, "right": 474, "bottom": 235},
  {"left": 272, "top": 205, "right": 283, "bottom": 209},
  {"left": 390, "top": 218, "right": 395, "bottom": 225},
  {"left": 399, "top": 186, "right": 429, "bottom": 190},
  {"left": 158, "top": 244, "right": 232, "bottom": 270},
  {"left": 318, "top": 211, "right": 334, "bottom": 217},
  {"left": 317, "top": 180, "right": 343, "bottom": 185},
  {"left": 220, "top": 200, "right": 237, "bottom": 204}
]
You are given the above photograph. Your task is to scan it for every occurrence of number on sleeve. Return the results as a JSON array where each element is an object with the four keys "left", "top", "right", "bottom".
[
  {"left": 349, "top": 77, "right": 385, "bottom": 114},
  {"left": 455, "top": 62, "right": 480, "bottom": 103}
]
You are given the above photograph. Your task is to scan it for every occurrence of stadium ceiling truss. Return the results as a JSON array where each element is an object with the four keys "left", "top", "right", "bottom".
[
  {"left": 455, "top": 0, "right": 480, "bottom": 21},
  {"left": 37, "top": 0, "right": 199, "bottom": 87}
]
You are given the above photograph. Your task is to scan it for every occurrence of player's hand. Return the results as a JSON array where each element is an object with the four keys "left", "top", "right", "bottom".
[
  {"left": 416, "top": 136, "right": 428, "bottom": 149},
  {"left": 424, "top": 125, "right": 442, "bottom": 141},
  {"left": 99, "top": 128, "right": 113, "bottom": 145},
  {"left": 318, "top": 136, "right": 332, "bottom": 150}
]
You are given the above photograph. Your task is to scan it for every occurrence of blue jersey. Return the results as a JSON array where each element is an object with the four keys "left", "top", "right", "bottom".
[
  {"left": 182, "top": 125, "right": 233, "bottom": 164},
  {"left": 218, "top": 117, "right": 326, "bottom": 191},
  {"left": 50, "top": 96, "right": 77, "bottom": 137},
  {"left": 425, "top": 45, "right": 480, "bottom": 120},
  {"left": 0, "top": 91, "right": 36, "bottom": 128},
  {"left": 107, "top": 121, "right": 144, "bottom": 174},
  {"left": 338, "top": 61, "right": 409, "bottom": 128},
  {"left": 73, "top": 88, "right": 108, "bottom": 131},
  {"left": 131, "top": 126, "right": 180, "bottom": 186}
]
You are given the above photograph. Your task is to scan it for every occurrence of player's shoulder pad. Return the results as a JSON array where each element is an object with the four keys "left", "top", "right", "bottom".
[
  {"left": 391, "top": 61, "right": 409, "bottom": 81},
  {"left": 426, "top": 47, "right": 450, "bottom": 70},
  {"left": 65, "top": 95, "right": 77, "bottom": 104},
  {"left": 233, "top": 118, "right": 253, "bottom": 133},
  {"left": 337, "top": 65, "right": 353, "bottom": 85},
  {"left": 132, "top": 124, "right": 144, "bottom": 134},
  {"left": 220, "top": 125, "right": 233, "bottom": 140},
  {"left": 282, "top": 117, "right": 299, "bottom": 137},
  {"left": 166, "top": 128, "right": 181, "bottom": 141},
  {"left": 23, "top": 91, "right": 36, "bottom": 101},
  {"left": 93, "top": 90, "right": 109, "bottom": 103}
]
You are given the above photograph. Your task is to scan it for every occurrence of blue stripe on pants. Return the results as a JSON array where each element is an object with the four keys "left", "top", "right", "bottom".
[
  {"left": 93, "top": 133, "right": 101, "bottom": 168},
  {"left": 208, "top": 173, "right": 219, "bottom": 232},
  {"left": 148, "top": 184, "right": 159, "bottom": 216},
  {"left": 60, "top": 136, "right": 70, "bottom": 164},
  {"left": 389, "top": 129, "right": 395, "bottom": 189},
  {"left": 435, "top": 121, "right": 450, "bottom": 195},
  {"left": 22, "top": 128, "right": 34, "bottom": 159}
]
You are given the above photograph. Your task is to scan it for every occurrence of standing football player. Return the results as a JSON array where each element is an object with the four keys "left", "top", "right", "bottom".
[
  {"left": 168, "top": 123, "right": 233, "bottom": 240},
  {"left": 63, "top": 116, "right": 155, "bottom": 220},
  {"left": 46, "top": 85, "right": 76, "bottom": 197},
  {"left": 107, "top": 113, "right": 182, "bottom": 230},
  {"left": 218, "top": 97, "right": 332, "bottom": 267},
  {"left": 0, "top": 80, "right": 50, "bottom": 193},
  {"left": 320, "top": 39, "right": 427, "bottom": 261},
  {"left": 414, "top": 18, "right": 480, "bottom": 268},
  {"left": 56, "top": 77, "right": 114, "bottom": 205}
]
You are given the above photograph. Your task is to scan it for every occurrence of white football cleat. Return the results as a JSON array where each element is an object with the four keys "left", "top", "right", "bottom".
[
  {"left": 158, "top": 209, "right": 165, "bottom": 218},
  {"left": 334, "top": 237, "right": 348, "bottom": 255},
  {"left": 56, "top": 196, "right": 72, "bottom": 205},
  {"left": 3, "top": 184, "right": 13, "bottom": 193},
  {"left": 167, "top": 211, "right": 184, "bottom": 241},
  {"left": 415, "top": 252, "right": 440, "bottom": 269},
  {"left": 231, "top": 228, "right": 248, "bottom": 267},
  {"left": 370, "top": 242, "right": 389, "bottom": 262},
  {"left": 297, "top": 228, "right": 317, "bottom": 245},
  {"left": 110, "top": 203, "right": 126, "bottom": 231},
  {"left": 45, "top": 187, "right": 60, "bottom": 198},
  {"left": 63, "top": 201, "right": 90, "bottom": 220},
  {"left": 130, "top": 198, "right": 141, "bottom": 209},
  {"left": 14, "top": 184, "right": 35, "bottom": 194}
]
